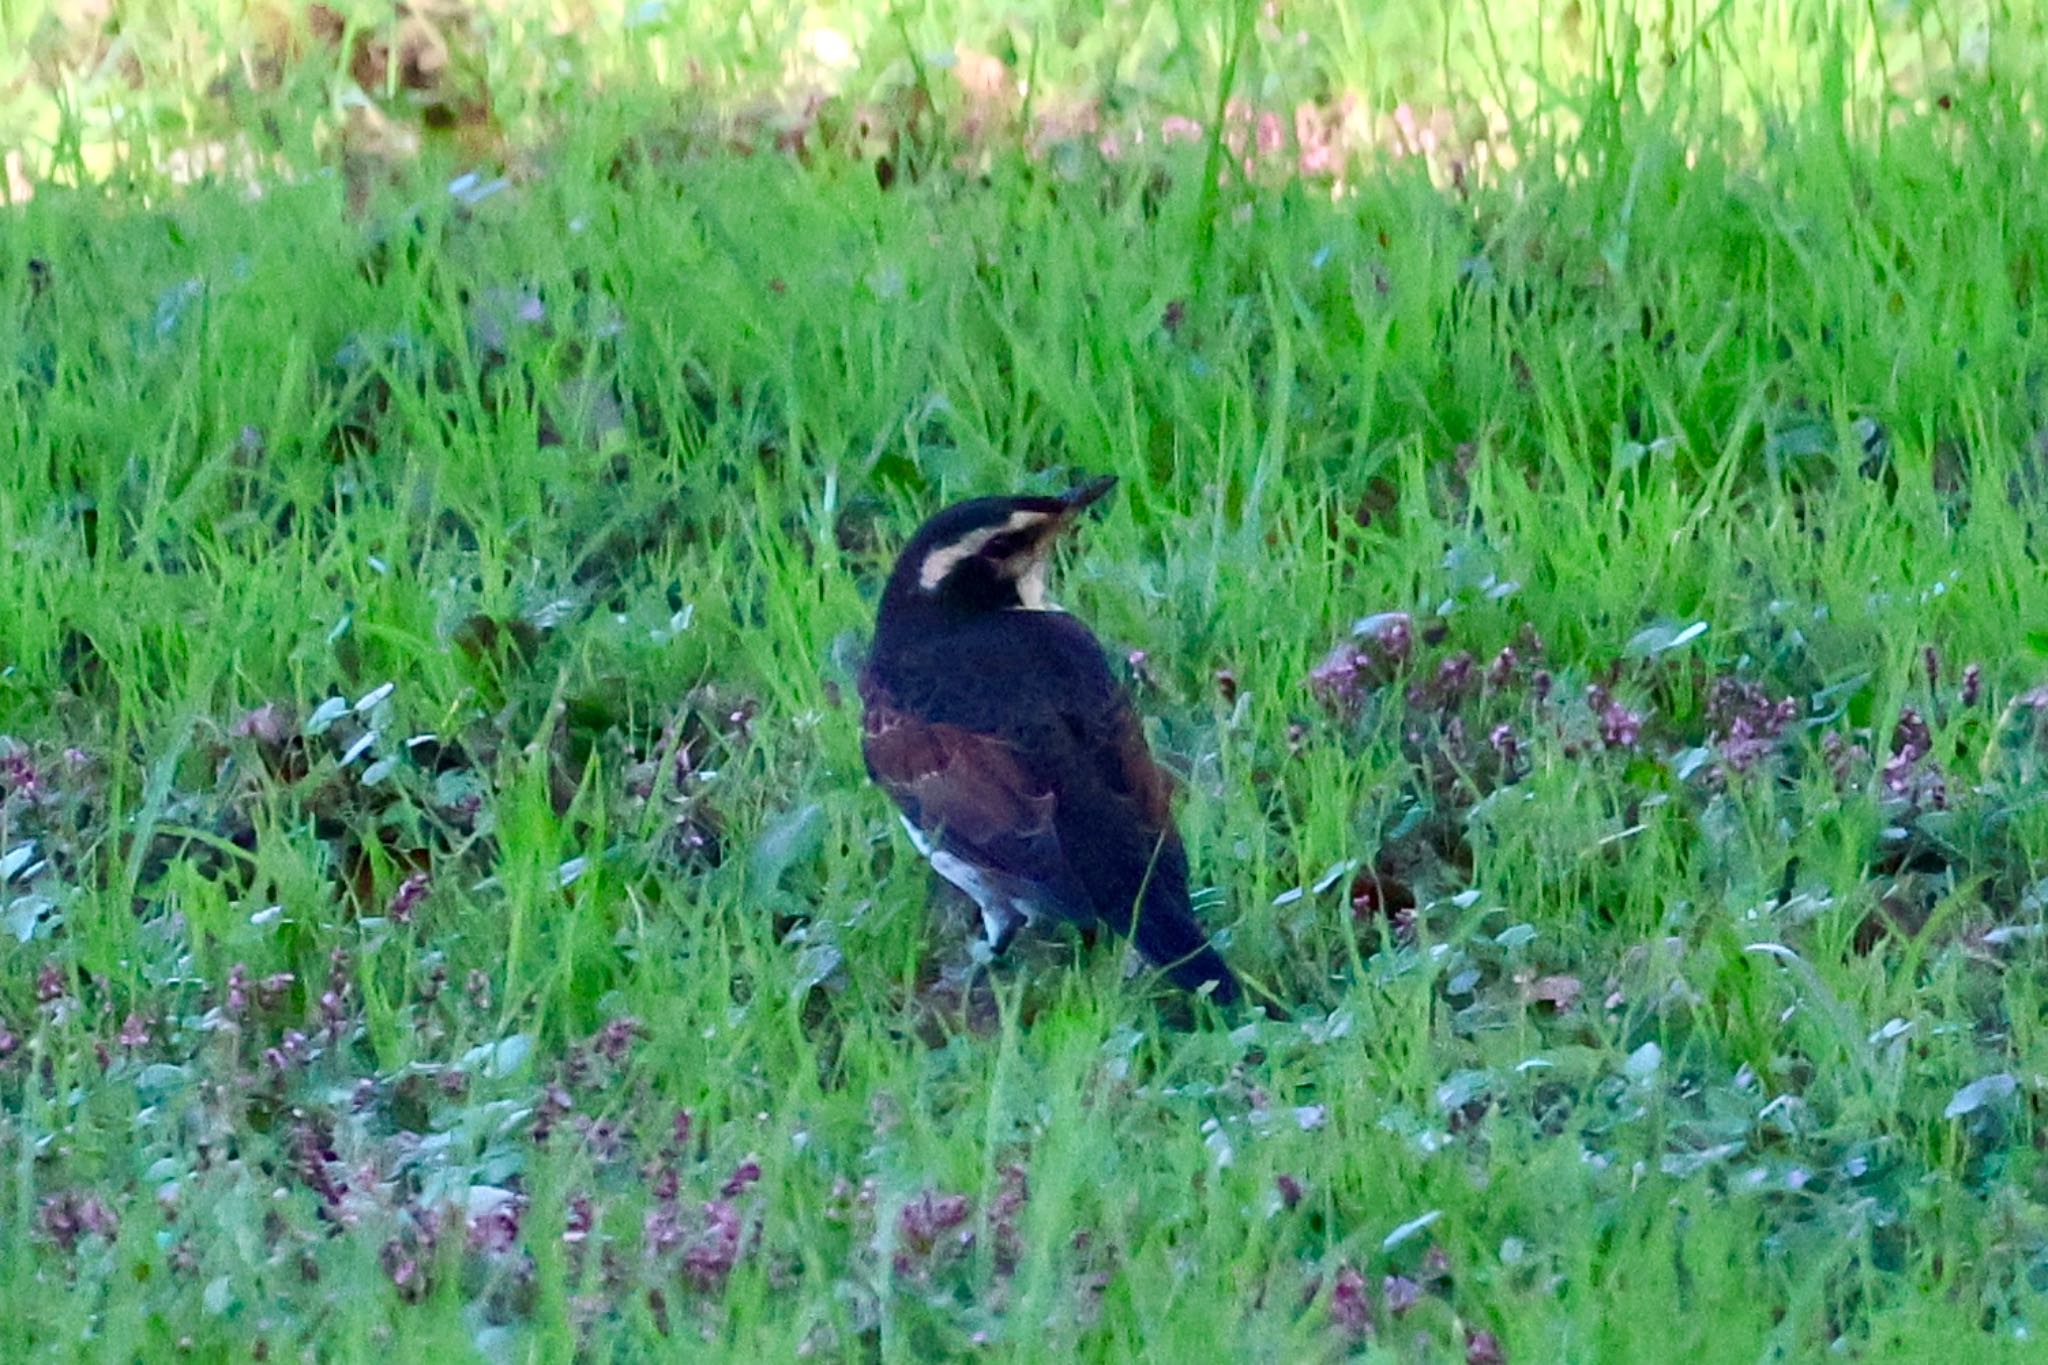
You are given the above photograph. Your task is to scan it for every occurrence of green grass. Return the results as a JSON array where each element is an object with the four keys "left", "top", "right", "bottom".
[{"left": 4, "top": 0, "right": 2048, "bottom": 1358}]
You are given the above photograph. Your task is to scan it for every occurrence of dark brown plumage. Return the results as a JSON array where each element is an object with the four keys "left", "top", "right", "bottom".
[{"left": 859, "top": 476, "right": 1240, "bottom": 1004}]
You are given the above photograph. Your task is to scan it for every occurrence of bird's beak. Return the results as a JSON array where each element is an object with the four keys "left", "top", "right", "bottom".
[{"left": 1059, "top": 475, "right": 1118, "bottom": 518}]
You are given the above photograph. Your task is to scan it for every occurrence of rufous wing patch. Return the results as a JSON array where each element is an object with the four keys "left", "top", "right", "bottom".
[
  {"left": 862, "top": 701, "right": 1055, "bottom": 851},
  {"left": 1099, "top": 701, "right": 1177, "bottom": 830},
  {"left": 859, "top": 682, "right": 1098, "bottom": 928}
]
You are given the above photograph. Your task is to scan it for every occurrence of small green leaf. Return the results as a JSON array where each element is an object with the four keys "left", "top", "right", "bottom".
[
  {"left": 464, "top": 1033, "right": 533, "bottom": 1080},
  {"left": 752, "top": 801, "right": 825, "bottom": 890},
  {"left": 4, "top": 894, "right": 54, "bottom": 943}
]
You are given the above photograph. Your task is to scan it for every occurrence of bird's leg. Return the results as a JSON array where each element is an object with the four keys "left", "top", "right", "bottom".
[{"left": 980, "top": 900, "right": 1026, "bottom": 957}]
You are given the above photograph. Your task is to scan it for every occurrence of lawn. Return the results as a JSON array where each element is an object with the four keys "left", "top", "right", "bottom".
[{"left": 5, "top": 0, "right": 2048, "bottom": 1358}]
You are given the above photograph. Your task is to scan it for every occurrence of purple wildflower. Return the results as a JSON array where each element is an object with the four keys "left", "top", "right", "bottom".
[
  {"left": 38, "top": 1191, "right": 119, "bottom": 1252},
  {"left": 1362, "top": 611, "right": 1414, "bottom": 664},
  {"left": 681, "top": 1201, "right": 742, "bottom": 1290},
  {"left": 532, "top": 1083, "right": 574, "bottom": 1145},
  {"left": 721, "top": 1159, "right": 762, "bottom": 1198},
  {"left": 291, "top": 1122, "right": 347, "bottom": 1211},
  {"left": 1432, "top": 651, "right": 1476, "bottom": 708},
  {"left": 35, "top": 963, "right": 67, "bottom": 1004},
  {"left": 1708, "top": 677, "right": 1798, "bottom": 774},
  {"left": 1310, "top": 643, "right": 1373, "bottom": 714},
  {"left": 897, "top": 1190, "right": 973, "bottom": 1258},
  {"left": 1486, "top": 645, "right": 1519, "bottom": 690},
  {"left": 468, "top": 1195, "right": 523, "bottom": 1255},
  {"left": 255, "top": 972, "right": 295, "bottom": 1010},
  {"left": 388, "top": 871, "right": 430, "bottom": 924},
  {"left": 1329, "top": 1263, "right": 1373, "bottom": 1338},
  {"left": 1893, "top": 706, "right": 1932, "bottom": 762},
  {"left": 319, "top": 948, "right": 350, "bottom": 1039},
  {"left": 573, "top": 1116, "right": 627, "bottom": 1163},
  {"left": 1466, "top": 1328, "right": 1506, "bottom": 1364},
  {"left": 1880, "top": 706, "right": 1947, "bottom": 809},
  {"left": 1822, "top": 731, "right": 1870, "bottom": 787},
  {"left": 1488, "top": 723, "right": 1519, "bottom": 768},
  {"left": 562, "top": 1194, "right": 595, "bottom": 1245},
  {"left": 231, "top": 703, "right": 291, "bottom": 745},
  {"left": 380, "top": 1237, "right": 427, "bottom": 1300},
  {"left": 262, "top": 1028, "right": 310, "bottom": 1076},
  {"left": 592, "top": 1017, "right": 644, "bottom": 1064},
  {"left": 644, "top": 1199, "right": 685, "bottom": 1254},
  {"left": 989, "top": 1165, "right": 1031, "bottom": 1271},
  {"left": 0, "top": 739, "right": 42, "bottom": 802},
  {"left": 1587, "top": 685, "right": 1643, "bottom": 750}
]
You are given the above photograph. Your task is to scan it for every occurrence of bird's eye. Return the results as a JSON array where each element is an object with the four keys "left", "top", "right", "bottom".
[{"left": 980, "top": 532, "right": 1028, "bottom": 560}]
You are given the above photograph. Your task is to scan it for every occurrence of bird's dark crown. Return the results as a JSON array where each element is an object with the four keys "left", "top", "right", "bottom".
[{"left": 876, "top": 477, "right": 1116, "bottom": 631}]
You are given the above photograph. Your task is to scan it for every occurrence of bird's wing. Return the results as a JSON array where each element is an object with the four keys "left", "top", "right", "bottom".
[
  {"left": 1088, "top": 696, "right": 1178, "bottom": 831},
  {"left": 1046, "top": 693, "right": 1190, "bottom": 929},
  {"left": 860, "top": 694, "right": 1098, "bottom": 924}
]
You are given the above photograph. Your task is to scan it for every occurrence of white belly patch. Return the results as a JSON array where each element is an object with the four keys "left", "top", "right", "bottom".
[{"left": 900, "top": 815, "right": 1037, "bottom": 951}]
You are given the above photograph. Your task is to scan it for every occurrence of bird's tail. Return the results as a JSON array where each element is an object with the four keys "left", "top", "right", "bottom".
[{"left": 1134, "top": 908, "right": 1242, "bottom": 1005}]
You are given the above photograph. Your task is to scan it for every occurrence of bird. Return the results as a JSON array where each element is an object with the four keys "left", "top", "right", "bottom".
[{"left": 858, "top": 475, "right": 1242, "bottom": 1005}]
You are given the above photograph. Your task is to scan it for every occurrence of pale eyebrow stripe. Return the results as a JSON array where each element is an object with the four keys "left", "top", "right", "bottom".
[
  {"left": 916, "top": 527, "right": 999, "bottom": 589},
  {"left": 915, "top": 509, "right": 1051, "bottom": 590}
]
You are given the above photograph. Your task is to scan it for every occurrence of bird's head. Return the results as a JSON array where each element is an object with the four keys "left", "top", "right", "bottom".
[{"left": 878, "top": 475, "right": 1118, "bottom": 625}]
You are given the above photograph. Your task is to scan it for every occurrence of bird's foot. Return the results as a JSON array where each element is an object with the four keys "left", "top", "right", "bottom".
[{"left": 980, "top": 903, "right": 1027, "bottom": 957}]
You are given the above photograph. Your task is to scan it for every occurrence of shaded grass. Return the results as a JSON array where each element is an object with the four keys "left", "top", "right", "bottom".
[{"left": 3, "top": 0, "right": 2048, "bottom": 1359}]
